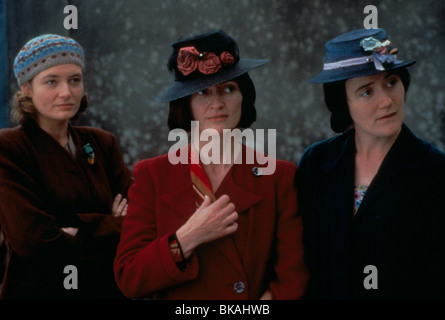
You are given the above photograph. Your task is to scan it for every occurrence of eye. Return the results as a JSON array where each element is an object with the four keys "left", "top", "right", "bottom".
[
  {"left": 45, "top": 79, "right": 56, "bottom": 85},
  {"left": 361, "top": 88, "right": 372, "bottom": 97},
  {"left": 195, "top": 89, "right": 207, "bottom": 96},
  {"left": 386, "top": 78, "right": 398, "bottom": 88},
  {"left": 224, "top": 85, "right": 235, "bottom": 93},
  {"left": 70, "top": 77, "right": 82, "bottom": 85}
]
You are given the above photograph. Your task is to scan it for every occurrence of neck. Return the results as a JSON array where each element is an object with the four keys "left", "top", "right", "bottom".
[
  {"left": 192, "top": 133, "right": 238, "bottom": 191},
  {"left": 192, "top": 131, "right": 241, "bottom": 167},
  {"left": 353, "top": 127, "right": 401, "bottom": 187},
  {"left": 354, "top": 127, "right": 401, "bottom": 159}
]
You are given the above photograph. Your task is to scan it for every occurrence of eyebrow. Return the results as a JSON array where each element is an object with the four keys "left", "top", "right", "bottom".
[
  {"left": 41, "top": 73, "right": 82, "bottom": 80},
  {"left": 355, "top": 81, "right": 373, "bottom": 93},
  {"left": 354, "top": 73, "right": 395, "bottom": 93}
]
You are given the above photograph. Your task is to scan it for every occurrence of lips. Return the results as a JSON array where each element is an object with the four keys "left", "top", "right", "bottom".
[
  {"left": 55, "top": 103, "right": 75, "bottom": 109},
  {"left": 207, "top": 114, "right": 228, "bottom": 121},
  {"left": 377, "top": 111, "right": 397, "bottom": 120}
]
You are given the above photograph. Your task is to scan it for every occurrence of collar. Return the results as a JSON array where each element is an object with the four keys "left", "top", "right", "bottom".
[{"left": 161, "top": 144, "right": 262, "bottom": 220}]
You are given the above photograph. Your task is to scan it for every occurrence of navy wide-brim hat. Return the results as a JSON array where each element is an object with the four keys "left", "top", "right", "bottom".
[
  {"left": 156, "top": 30, "right": 268, "bottom": 102},
  {"left": 310, "top": 28, "right": 415, "bottom": 83}
]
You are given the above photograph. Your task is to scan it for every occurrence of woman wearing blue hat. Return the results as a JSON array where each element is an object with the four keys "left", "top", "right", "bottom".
[
  {"left": 298, "top": 28, "right": 445, "bottom": 299},
  {"left": 0, "top": 34, "right": 133, "bottom": 299},
  {"left": 114, "top": 30, "right": 308, "bottom": 300}
]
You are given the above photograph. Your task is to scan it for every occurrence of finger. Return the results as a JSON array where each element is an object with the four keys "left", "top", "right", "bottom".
[
  {"left": 210, "top": 194, "right": 231, "bottom": 210},
  {"left": 224, "top": 222, "right": 238, "bottom": 235},
  {"left": 199, "top": 195, "right": 212, "bottom": 209},
  {"left": 112, "top": 194, "right": 123, "bottom": 210},
  {"left": 220, "top": 202, "right": 236, "bottom": 217},
  {"left": 116, "top": 198, "right": 128, "bottom": 216},
  {"left": 223, "top": 210, "right": 238, "bottom": 225},
  {"left": 122, "top": 204, "right": 128, "bottom": 216}
]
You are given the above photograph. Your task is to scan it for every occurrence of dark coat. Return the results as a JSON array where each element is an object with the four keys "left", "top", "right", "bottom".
[
  {"left": 297, "top": 124, "right": 445, "bottom": 299},
  {"left": 114, "top": 146, "right": 309, "bottom": 300},
  {"left": 0, "top": 120, "right": 133, "bottom": 299}
]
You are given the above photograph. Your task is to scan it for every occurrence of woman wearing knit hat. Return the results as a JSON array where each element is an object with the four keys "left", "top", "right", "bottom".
[
  {"left": 0, "top": 34, "right": 133, "bottom": 299},
  {"left": 113, "top": 29, "right": 308, "bottom": 300},
  {"left": 297, "top": 28, "right": 445, "bottom": 299}
]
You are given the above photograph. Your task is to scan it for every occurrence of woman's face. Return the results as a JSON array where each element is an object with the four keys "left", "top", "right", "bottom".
[
  {"left": 345, "top": 72, "right": 405, "bottom": 140},
  {"left": 190, "top": 81, "right": 242, "bottom": 134},
  {"left": 21, "top": 64, "right": 84, "bottom": 128}
]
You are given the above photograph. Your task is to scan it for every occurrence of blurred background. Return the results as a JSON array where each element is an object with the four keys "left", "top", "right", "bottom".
[{"left": 2, "top": 0, "right": 444, "bottom": 168}]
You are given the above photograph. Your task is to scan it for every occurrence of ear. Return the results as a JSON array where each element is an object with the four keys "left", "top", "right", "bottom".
[{"left": 21, "top": 82, "right": 32, "bottom": 96}]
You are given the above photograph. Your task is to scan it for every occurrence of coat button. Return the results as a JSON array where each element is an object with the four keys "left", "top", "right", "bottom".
[
  {"left": 252, "top": 167, "right": 262, "bottom": 177},
  {"left": 233, "top": 281, "right": 245, "bottom": 293}
]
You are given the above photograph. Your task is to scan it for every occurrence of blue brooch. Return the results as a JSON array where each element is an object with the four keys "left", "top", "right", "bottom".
[{"left": 83, "top": 143, "right": 95, "bottom": 165}]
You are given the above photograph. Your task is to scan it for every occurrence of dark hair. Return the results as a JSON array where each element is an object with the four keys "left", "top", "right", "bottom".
[
  {"left": 323, "top": 67, "right": 411, "bottom": 133},
  {"left": 11, "top": 91, "right": 89, "bottom": 125},
  {"left": 167, "top": 72, "right": 257, "bottom": 131}
]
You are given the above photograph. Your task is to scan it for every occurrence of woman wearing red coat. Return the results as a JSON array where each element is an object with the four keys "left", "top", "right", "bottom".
[{"left": 113, "top": 30, "right": 308, "bottom": 300}]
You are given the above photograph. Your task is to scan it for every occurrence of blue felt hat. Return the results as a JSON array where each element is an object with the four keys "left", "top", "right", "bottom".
[
  {"left": 310, "top": 28, "right": 415, "bottom": 83},
  {"left": 156, "top": 30, "right": 268, "bottom": 102}
]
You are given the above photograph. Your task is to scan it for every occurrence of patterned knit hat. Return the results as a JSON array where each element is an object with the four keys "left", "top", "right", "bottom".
[{"left": 13, "top": 34, "right": 85, "bottom": 86}]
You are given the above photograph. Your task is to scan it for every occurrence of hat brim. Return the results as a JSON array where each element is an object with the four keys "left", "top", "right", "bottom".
[
  {"left": 156, "top": 58, "right": 268, "bottom": 102},
  {"left": 309, "top": 60, "right": 416, "bottom": 83}
]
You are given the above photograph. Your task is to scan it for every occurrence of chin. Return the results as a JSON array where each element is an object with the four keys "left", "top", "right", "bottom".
[{"left": 379, "top": 123, "right": 403, "bottom": 138}]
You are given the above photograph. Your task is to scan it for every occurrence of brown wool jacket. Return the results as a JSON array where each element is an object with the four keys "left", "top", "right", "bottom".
[{"left": 0, "top": 120, "right": 133, "bottom": 299}]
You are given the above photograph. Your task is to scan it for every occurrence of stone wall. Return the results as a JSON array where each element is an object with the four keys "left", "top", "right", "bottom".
[{"left": 6, "top": 0, "right": 445, "bottom": 167}]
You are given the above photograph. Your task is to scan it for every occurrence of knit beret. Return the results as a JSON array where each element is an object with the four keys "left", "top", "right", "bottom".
[{"left": 13, "top": 34, "right": 85, "bottom": 86}]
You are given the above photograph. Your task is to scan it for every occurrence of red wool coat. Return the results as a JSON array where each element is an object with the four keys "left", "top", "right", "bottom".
[{"left": 114, "top": 147, "right": 308, "bottom": 300}]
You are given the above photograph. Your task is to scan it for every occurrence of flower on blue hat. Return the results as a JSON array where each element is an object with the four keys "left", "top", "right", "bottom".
[
  {"left": 360, "top": 37, "right": 391, "bottom": 52},
  {"left": 361, "top": 37, "right": 398, "bottom": 68}
]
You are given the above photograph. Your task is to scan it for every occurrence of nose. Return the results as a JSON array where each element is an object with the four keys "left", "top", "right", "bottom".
[
  {"left": 209, "top": 92, "right": 224, "bottom": 109},
  {"left": 377, "top": 88, "right": 392, "bottom": 109},
  {"left": 58, "top": 81, "right": 72, "bottom": 99}
]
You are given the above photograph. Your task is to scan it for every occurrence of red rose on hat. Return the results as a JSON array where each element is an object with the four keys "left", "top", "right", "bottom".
[
  {"left": 198, "top": 52, "right": 222, "bottom": 75},
  {"left": 220, "top": 51, "right": 235, "bottom": 65},
  {"left": 177, "top": 47, "right": 200, "bottom": 76}
]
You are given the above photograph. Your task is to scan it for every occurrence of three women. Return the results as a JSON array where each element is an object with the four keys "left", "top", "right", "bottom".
[{"left": 2, "top": 27, "right": 444, "bottom": 300}]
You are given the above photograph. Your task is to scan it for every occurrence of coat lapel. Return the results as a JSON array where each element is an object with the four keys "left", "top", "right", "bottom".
[
  {"left": 319, "top": 130, "right": 356, "bottom": 266},
  {"left": 321, "top": 129, "right": 356, "bottom": 222},
  {"left": 354, "top": 125, "right": 421, "bottom": 240},
  {"left": 160, "top": 161, "right": 197, "bottom": 221},
  {"left": 216, "top": 163, "right": 262, "bottom": 213},
  {"left": 357, "top": 125, "right": 420, "bottom": 213}
]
